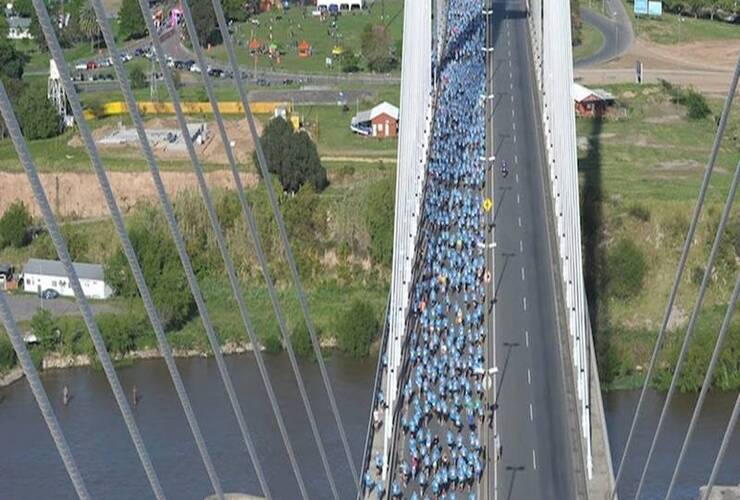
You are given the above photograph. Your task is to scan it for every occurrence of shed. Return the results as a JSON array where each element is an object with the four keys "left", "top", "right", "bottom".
[
  {"left": 573, "top": 82, "right": 615, "bottom": 118},
  {"left": 351, "top": 101, "right": 399, "bottom": 138},
  {"left": 22, "top": 258, "right": 113, "bottom": 300},
  {"left": 298, "top": 40, "right": 312, "bottom": 58}
]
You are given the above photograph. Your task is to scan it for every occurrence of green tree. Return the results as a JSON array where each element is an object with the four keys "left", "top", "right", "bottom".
[
  {"left": 0, "top": 15, "right": 9, "bottom": 40},
  {"left": 283, "top": 130, "right": 328, "bottom": 193},
  {"left": 31, "top": 308, "right": 59, "bottom": 350},
  {"left": 223, "top": 0, "right": 249, "bottom": 21},
  {"left": 13, "top": 0, "right": 34, "bottom": 17},
  {"left": 16, "top": 84, "right": 61, "bottom": 140},
  {"left": 0, "top": 201, "right": 33, "bottom": 249},
  {"left": 0, "top": 39, "right": 29, "bottom": 80},
  {"left": 129, "top": 66, "right": 147, "bottom": 89},
  {"left": 365, "top": 173, "right": 395, "bottom": 267},
  {"left": 282, "top": 185, "right": 327, "bottom": 254},
  {"left": 191, "top": 0, "right": 221, "bottom": 46},
  {"left": 32, "top": 225, "right": 88, "bottom": 261},
  {"left": 341, "top": 50, "right": 361, "bottom": 73},
  {"left": 607, "top": 239, "right": 646, "bottom": 300},
  {"left": 118, "top": 0, "right": 147, "bottom": 40},
  {"left": 360, "top": 23, "right": 396, "bottom": 73},
  {"left": 78, "top": 2, "right": 101, "bottom": 49},
  {"left": 255, "top": 116, "right": 293, "bottom": 180},
  {"left": 336, "top": 299, "right": 378, "bottom": 357},
  {"left": 0, "top": 334, "right": 17, "bottom": 371}
]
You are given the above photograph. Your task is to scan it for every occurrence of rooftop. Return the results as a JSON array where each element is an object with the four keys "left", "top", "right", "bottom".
[{"left": 23, "top": 258, "right": 105, "bottom": 281}]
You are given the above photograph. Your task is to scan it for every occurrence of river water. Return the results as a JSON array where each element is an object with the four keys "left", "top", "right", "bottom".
[{"left": 0, "top": 354, "right": 737, "bottom": 499}]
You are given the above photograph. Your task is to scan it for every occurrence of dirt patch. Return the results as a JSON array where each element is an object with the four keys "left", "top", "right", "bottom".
[
  {"left": 0, "top": 170, "right": 259, "bottom": 219},
  {"left": 70, "top": 118, "right": 263, "bottom": 165},
  {"left": 644, "top": 114, "right": 682, "bottom": 124},
  {"left": 655, "top": 159, "right": 702, "bottom": 171}
]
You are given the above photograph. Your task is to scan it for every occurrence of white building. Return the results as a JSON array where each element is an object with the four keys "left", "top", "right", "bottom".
[
  {"left": 350, "top": 101, "right": 399, "bottom": 138},
  {"left": 22, "top": 258, "right": 113, "bottom": 300},
  {"left": 316, "top": 0, "right": 365, "bottom": 11},
  {"left": 6, "top": 16, "right": 32, "bottom": 40}
]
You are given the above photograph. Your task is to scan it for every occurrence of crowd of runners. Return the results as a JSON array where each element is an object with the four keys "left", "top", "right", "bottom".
[{"left": 363, "top": 1, "right": 488, "bottom": 498}]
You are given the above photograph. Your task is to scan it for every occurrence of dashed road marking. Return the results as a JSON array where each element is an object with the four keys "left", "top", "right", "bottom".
[
  {"left": 519, "top": 240, "right": 523, "bottom": 252},
  {"left": 529, "top": 403, "right": 534, "bottom": 421},
  {"left": 516, "top": 193, "right": 520, "bottom": 205},
  {"left": 514, "top": 154, "right": 518, "bottom": 164},
  {"left": 512, "top": 122, "right": 516, "bottom": 131},
  {"left": 518, "top": 216, "right": 522, "bottom": 227},
  {"left": 525, "top": 330, "right": 529, "bottom": 347},
  {"left": 527, "top": 368, "right": 531, "bottom": 384},
  {"left": 513, "top": 135, "right": 517, "bottom": 144},
  {"left": 510, "top": 95, "right": 514, "bottom": 103},
  {"left": 510, "top": 82, "right": 513, "bottom": 90},
  {"left": 532, "top": 449, "right": 537, "bottom": 470},
  {"left": 515, "top": 172, "right": 519, "bottom": 182},
  {"left": 523, "top": 296, "right": 527, "bottom": 311},
  {"left": 521, "top": 266, "right": 525, "bottom": 281}
]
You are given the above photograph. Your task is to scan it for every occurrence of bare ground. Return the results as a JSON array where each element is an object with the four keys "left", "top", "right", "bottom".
[{"left": 0, "top": 170, "right": 259, "bottom": 219}]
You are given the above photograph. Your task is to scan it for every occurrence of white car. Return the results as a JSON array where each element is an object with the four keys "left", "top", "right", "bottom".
[
  {"left": 74, "top": 63, "right": 88, "bottom": 70},
  {"left": 190, "top": 63, "right": 201, "bottom": 73}
]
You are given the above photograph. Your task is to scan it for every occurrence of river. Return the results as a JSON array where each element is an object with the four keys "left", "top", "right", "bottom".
[{"left": 0, "top": 354, "right": 737, "bottom": 499}]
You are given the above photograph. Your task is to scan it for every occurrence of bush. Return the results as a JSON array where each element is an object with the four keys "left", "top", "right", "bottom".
[
  {"left": 292, "top": 323, "right": 320, "bottom": 359},
  {"left": 365, "top": 173, "right": 395, "bottom": 267},
  {"left": 262, "top": 328, "right": 283, "bottom": 354},
  {"left": 336, "top": 300, "right": 378, "bottom": 357},
  {"left": 16, "top": 84, "right": 62, "bottom": 140},
  {"left": 129, "top": 66, "right": 147, "bottom": 90},
  {"left": 118, "top": 0, "right": 147, "bottom": 40},
  {"left": 0, "top": 201, "right": 32, "bottom": 249},
  {"left": 607, "top": 239, "right": 646, "bottom": 300},
  {"left": 683, "top": 88, "right": 711, "bottom": 120},
  {"left": 97, "top": 313, "right": 145, "bottom": 356},
  {"left": 627, "top": 203, "right": 650, "bottom": 222},
  {"left": 30, "top": 308, "right": 59, "bottom": 350},
  {"left": 341, "top": 51, "right": 361, "bottom": 73},
  {"left": 0, "top": 334, "right": 17, "bottom": 372}
]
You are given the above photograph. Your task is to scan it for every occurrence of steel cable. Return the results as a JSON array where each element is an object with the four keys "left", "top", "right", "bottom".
[
  {"left": 0, "top": 288, "right": 91, "bottom": 500},
  {"left": 132, "top": 2, "right": 308, "bottom": 497},
  {"left": 208, "top": 0, "right": 359, "bottom": 487},
  {"left": 80, "top": 1, "right": 275, "bottom": 497},
  {"left": 0, "top": 17, "right": 166, "bottom": 495},
  {"left": 633, "top": 157, "right": 740, "bottom": 499},
  {"left": 165, "top": 0, "right": 341, "bottom": 497},
  {"left": 700, "top": 393, "right": 740, "bottom": 500},
  {"left": 611, "top": 57, "right": 740, "bottom": 499},
  {"left": 665, "top": 276, "right": 739, "bottom": 500}
]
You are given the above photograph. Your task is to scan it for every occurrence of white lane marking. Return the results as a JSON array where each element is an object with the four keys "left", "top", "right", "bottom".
[
  {"left": 521, "top": 266, "right": 525, "bottom": 281},
  {"left": 525, "top": 330, "right": 529, "bottom": 347},
  {"left": 510, "top": 82, "right": 514, "bottom": 90},
  {"left": 532, "top": 449, "right": 537, "bottom": 470},
  {"left": 510, "top": 95, "right": 514, "bottom": 103},
  {"left": 527, "top": 368, "right": 531, "bottom": 384},
  {"left": 513, "top": 135, "right": 517, "bottom": 144},
  {"left": 515, "top": 172, "right": 519, "bottom": 182},
  {"left": 518, "top": 216, "right": 522, "bottom": 227},
  {"left": 517, "top": 193, "right": 520, "bottom": 205},
  {"left": 523, "top": 296, "right": 527, "bottom": 311},
  {"left": 529, "top": 403, "right": 534, "bottom": 421},
  {"left": 512, "top": 122, "right": 516, "bottom": 131},
  {"left": 519, "top": 240, "right": 523, "bottom": 252},
  {"left": 514, "top": 154, "right": 518, "bottom": 164}
]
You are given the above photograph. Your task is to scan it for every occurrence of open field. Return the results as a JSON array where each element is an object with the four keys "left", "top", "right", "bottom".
[
  {"left": 577, "top": 83, "right": 739, "bottom": 390},
  {"left": 208, "top": 0, "right": 404, "bottom": 74}
]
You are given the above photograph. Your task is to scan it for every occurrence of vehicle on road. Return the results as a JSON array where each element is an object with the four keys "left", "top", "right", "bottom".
[
  {"left": 190, "top": 63, "right": 201, "bottom": 73},
  {"left": 207, "top": 67, "right": 224, "bottom": 77},
  {"left": 42, "top": 289, "right": 59, "bottom": 300}
]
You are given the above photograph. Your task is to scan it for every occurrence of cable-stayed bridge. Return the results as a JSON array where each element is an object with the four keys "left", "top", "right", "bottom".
[{"left": 0, "top": 0, "right": 738, "bottom": 498}]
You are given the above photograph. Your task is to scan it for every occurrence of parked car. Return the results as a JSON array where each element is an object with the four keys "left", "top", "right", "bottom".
[
  {"left": 190, "top": 63, "right": 201, "bottom": 73},
  {"left": 74, "top": 62, "right": 88, "bottom": 71},
  {"left": 42, "top": 289, "right": 59, "bottom": 299},
  {"left": 173, "top": 60, "right": 186, "bottom": 69},
  {"left": 182, "top": 59, "right": 195, "bottom": 70},
  {"left": 207, "top": 67, "right": 224, "bottom": 77},
  {"left": 120, "top": 52, "right": 132, "bottom": 62},
  {"left": 86, "top": 61, "right": 97, "bottom": 70}
]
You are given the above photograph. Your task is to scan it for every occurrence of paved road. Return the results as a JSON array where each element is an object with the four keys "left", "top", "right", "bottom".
[
  {"left": 4, "top": 293, "right": 114, "bottom": 323},
  {"left": 575, "top": 0, "right": 634, "bottom": 68},
  {"left": 487, "top": 1, "right": 579, "bottom": 498}
]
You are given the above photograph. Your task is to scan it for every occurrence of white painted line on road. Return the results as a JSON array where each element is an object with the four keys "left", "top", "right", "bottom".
[
  {"left": 513, "top": 135, "right": 517, "bottom": 144},
  {"left": 510, "top": 82, "right": 513, "bottom": 90},
  {"left": 512, "top": 122, "right": 516, "bottom": 131},
  {"left": 518, "top": 216, "right": 522, "bottom": 227},
  {"left": 529, "top": 403, "right": 533, "bottom": 421},
  {"left": 510, "top": 94, "right": 514, "bottom": 103},
  {"left": 527, "top": 368, "right": 531, "bottom": 385},
  {"left": 514, "top": 154, "right": 518, "bottom": 164},
  {"left": 517, "top": 193, "right": 520, "bottom": 205},
  {"left": 525, "top": 330, "right": 529, "bottom": 347},
  {"left": 523, "top": 296, "right": 527, "bottom": 311},
  {"left": 519, "top": 240, "right": 523, "bottom": 252},
  {"left": 532, "top": 449, "right": 537, "bottom": 470},
  {"left": 521, "top": 266, "right": 525, "bottom": 281}
]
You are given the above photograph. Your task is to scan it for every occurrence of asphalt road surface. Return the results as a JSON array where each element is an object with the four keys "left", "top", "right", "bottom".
[
  {"left": 3, "top": 293, "right": 114, "bottom": 322},
  {"left": 487, "top": 1, "right": 579, "bottom": 498},
  {"left": 575, "top": 0, "right": 634, "bottom": 68}
]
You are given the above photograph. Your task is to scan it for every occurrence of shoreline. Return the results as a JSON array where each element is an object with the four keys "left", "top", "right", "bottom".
[{"left": 0, "top": 340, "right": 258, "bottom": 389}]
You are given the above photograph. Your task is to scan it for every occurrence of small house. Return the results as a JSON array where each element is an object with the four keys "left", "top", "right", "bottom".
[
  {"left": 351, "top": 101, "right": 399, "bottom": 138},
  {"left": 573, "top": 82, "right": 615, "bottom": 118},
  {"left": 22, "top": 258, "right": 113, "bottom": 300},
  {"left": 6, "top": 16, "right": 32, "bottom": 40}
]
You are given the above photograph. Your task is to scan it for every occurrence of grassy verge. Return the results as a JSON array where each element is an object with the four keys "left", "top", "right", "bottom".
[
  {"left": 573, "top": 21, "right": 606, "bottom": 62},
  {"left": 208, "top": 0, "right": 404, "bottom": 74},
  {"left": 622, "top": 0, "right": 740, "bottom": 44},
  {"left": 577, "top": 83, "right": 739, "bottom": 391}
]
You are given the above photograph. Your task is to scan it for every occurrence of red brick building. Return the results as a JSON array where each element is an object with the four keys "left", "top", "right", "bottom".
[
  {"left": 350, "top": 101, "right": 399, "bottom": 138},
  {"left": 573, "top": 83, "right": 615, "bottom": 118}
]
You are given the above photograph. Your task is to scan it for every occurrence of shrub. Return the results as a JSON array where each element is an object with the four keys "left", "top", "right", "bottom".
[
  {"left": 683, "top": 88, "right": 711, "bottom": 120},
  {"left": 129, "top": 66, "right": 147, "bottom": 90},
  {"left": 336, "top": 300, "right": 378, "bottom": 357},
  {"left": 16, "top": 84, "right": 61, "bottom": 140},
  {"left": 262, "top": 328, "right": 283, "bottom": 354},
  {"left": 365, "top": 173, "right": 395, "bottom": 267},
  {"left": 607, "top": 239, "right": 646, "bottom": 300},
  {"left": 0, "top": 201, "right": 32, "bottom": 249},
  {"left": 0, "top": 334, "right": 17, "bottom": 372},
  {"left": 627, "top": 203, "right": 650, "bottom": 222},
  {"left": 292, "top": 323, "right": 320, "bottom": 359},
  {"left": 30, "top": 308, "right": 59, "bottom": 350}
]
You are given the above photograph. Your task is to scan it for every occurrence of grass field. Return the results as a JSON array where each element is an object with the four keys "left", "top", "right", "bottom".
[
  {"left": 576, "top": 83, "right": 740, "bottom": 389},
  {"left": 622, "top": 0, "right": 740, "bottom": 44},
  {"left": 208, "top": 0, "right": 404, "bottom": 74},
  {"left": 573, "top": 21, "right": 605, "bottom": 62}
]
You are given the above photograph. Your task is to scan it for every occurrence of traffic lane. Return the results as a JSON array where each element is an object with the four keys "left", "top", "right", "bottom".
[
  {"left": 3, "top": 293, "right": 115, "bottom": 322},
  {"left": 509, "top": 12, "right": 578, "bottom": 499}
]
